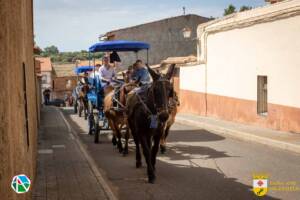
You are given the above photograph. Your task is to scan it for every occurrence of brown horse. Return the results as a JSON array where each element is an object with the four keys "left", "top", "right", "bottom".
[
  {"left": 103, "top": 73, "right": 137, "bottom": 155},
  {"left": 78, "top": 84, "right": 90, "bottom": 120},
  {"left": 160, "top": 91, "right": 180, "bottom": 154},
  {"left": 126, "top": 64, "right": 175, "bottom": 183},
  {"left": 103, "top": 91, "right": 129, "bottom": 154}
]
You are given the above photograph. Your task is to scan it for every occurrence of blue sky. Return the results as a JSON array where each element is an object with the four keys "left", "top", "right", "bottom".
[{"left": 34, "top": 0, "right": 264, "bottom": 52}]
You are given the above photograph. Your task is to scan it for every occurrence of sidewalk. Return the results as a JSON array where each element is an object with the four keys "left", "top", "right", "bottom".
[
  {"left": 176, "top": 113, "right": 300, "bottom": 154},
  {"left": 32, "top": 106, "right": 116, "bottom": 200}
]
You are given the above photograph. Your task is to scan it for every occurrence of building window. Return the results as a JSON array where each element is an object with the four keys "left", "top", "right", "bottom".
[{"left": 257, "top": 76, "right": 268, "bottom": 115}]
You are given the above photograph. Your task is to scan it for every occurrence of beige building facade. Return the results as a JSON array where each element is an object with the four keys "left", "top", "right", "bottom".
[
  {"left": 0, "top": 0, "right": 38, "bottom": 199},
  {"left": 179, "top": 0, "right": 300, "bottom": 133}
]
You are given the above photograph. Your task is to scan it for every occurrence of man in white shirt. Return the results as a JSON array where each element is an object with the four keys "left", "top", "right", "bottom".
[
  {"left": 99, "top": 56, "right": 116, "bottom": 87},
  {"left": 89, "top": 64, "right": 101, "bottom": 78}
]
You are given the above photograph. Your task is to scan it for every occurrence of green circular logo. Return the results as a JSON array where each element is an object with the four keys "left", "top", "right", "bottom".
[{"left": 11, "top": 174, "right": 31, "bottom": 194}]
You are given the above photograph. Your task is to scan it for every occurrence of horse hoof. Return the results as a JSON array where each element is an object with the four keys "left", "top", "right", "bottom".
[
  {"left": 148, "top": 175, "right": 156, "bottom": 184},
  {"left": 123, "top": 149, "right": 129, "bottom": 156},
  {"left": 112, "top": 137, "right": 117, "bottom": 146},
  {"left": 160, "top": 146, "right": 166, "bottom": 154},
  {"left": 136, "top": 161, "right": 142, "bottom": 168}
]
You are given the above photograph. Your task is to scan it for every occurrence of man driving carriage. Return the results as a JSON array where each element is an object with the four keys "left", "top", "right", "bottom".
[
  {"left": 119, "top": 60, "right": 152, "bottom": 106},
  {"left": 131, "top": 59, "right": 151, "bottom": 86}
]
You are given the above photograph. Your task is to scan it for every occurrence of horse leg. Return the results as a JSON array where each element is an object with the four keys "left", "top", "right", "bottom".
[
  {"left": 116, "top": 126, "right": 123, "bottom": 153},
  {"left": 152, "top": 132, "right": 161, "bottom": 171},
  {"left": 160, "top": 126, "right": 170, "bottom": 154},
  {"left": 112, "top": 135, "right": 117, "bottom": 146},
  {"left": 108, "top": 119, "right": 117, "bottom": 146},
  {"left": 140, "top": 134, "right": 155, "bottom": 183},
  {"left": 130, "top": 125, "right": 142, "bottom": 168},
  {"left": 123, "top": 127, "right": 129, "bottom": 156}
]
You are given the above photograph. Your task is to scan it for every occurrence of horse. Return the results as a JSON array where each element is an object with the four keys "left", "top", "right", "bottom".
[
  {"left": 126, "top": 64, "right": 175, "bottom": 183},
  {"left": 160, "top": 91, "right": 180, "bottom": 154},
  {"left": 77, "top": 84, "right": 89, "bottom": 120},
  {"left": 103, "top": 72, "right": 137, "bottom": 155}
]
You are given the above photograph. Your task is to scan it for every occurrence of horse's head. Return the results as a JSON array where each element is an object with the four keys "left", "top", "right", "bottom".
[{"left": 147, "top": 64, "right": 176, "bottom": 122}]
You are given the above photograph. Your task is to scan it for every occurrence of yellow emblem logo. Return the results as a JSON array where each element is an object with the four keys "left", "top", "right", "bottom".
[{"left": 253, "top": 174, "right": 268, "bottom": 196}]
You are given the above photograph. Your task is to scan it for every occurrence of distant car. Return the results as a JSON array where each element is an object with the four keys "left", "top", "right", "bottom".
[{"left": 48, "top": 99, "right": 66, "bottom": 107}]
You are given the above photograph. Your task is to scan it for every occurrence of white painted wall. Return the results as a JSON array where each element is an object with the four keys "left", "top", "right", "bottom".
[
  {"left": 180, "top": 64, "right": 206, "bottom": 93},
  {"left": 181, "top": 15, "right": 300, "bottom": 108}
]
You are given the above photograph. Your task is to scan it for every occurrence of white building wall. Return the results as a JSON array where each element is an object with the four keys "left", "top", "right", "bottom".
[
  {"left": 206, "top": 15, "right": 300, "bottom": 108},
  {"left": 181, "top": 15, "right": 300, "bottom": 109},
  {"left": 180, "top": 64, "right": 206, "bottom": 93}
]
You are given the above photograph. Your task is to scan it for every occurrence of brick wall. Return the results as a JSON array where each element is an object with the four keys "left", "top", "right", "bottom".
[{"left": 0, "top": 1, "right": 38, "bottom": 199}]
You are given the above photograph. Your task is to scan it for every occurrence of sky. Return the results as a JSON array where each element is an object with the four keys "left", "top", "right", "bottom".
[{"left": 34, "top": 0, "right": 265, "bottom": 52}]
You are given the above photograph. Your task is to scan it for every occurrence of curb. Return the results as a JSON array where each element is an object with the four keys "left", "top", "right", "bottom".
[
  {"left": 57, "top": 108, "right": 118, "bottom": 200},
  {"left": 176, "top": 116, "right": 300, "bottom": 154}
]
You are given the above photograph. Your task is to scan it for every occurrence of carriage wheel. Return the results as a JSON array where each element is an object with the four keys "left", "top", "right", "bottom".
[
  {"left": 94, "top": 114, "right": 100, "bottom": 143},
  {"left": 88, "top": 101, "right": 94, "bottom": 135},
  {"left": 78, "top": 102, "right": 83, "bottom": 117},
  {"left": 88, "top": 114, "right": 94, "bottom": 135}
]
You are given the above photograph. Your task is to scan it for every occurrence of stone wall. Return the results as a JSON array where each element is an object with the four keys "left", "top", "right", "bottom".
[
  {"left": 106, "top": 14, "right": 210, "bottom": 67},
  {"left": 0, "top": 0, "right": 38, "bottom": 199}
]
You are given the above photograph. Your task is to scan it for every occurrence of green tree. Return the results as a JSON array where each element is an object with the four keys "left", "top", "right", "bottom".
[
  {"left": 224, "top": 4, "right": 236, "bottom": 16},
  {"left": 240, "top": 6, "right": 252, "bottom": 12},
  {"left": 44, "top": 45, "right": 59, "bottom": 55}
]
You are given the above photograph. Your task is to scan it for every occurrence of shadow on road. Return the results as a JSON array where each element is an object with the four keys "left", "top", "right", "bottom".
[
  {"left": 167, "top": 129, "right": 225, "bottom": 142},
  {"left": 61, "top": 108, "right": 280, "bottom": 200}
]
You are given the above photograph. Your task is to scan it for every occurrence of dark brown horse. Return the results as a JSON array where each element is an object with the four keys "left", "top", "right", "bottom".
[{"left": 126, "top": 64, "right": 175, "bottom": 183}]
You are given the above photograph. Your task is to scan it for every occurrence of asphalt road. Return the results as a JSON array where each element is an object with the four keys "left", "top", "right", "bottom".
[{"left": 62, "top": 108, "right": 300, "bottom": 200}]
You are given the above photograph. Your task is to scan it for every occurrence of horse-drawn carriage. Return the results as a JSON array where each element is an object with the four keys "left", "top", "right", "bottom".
[
  {"left": 86, "top": 40, "right": 178, "bottom": 183},
  {"left": 87, "top": 40, "right": 150, "bottom": 143},
  {"left": 73, "top": 66, "right": 94, "bottom": 119}
]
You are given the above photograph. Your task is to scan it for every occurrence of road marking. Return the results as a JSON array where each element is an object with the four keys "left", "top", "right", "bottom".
[
  {"left": 57, "top": 108, "right": 118, "bottom": 200},
  {"left": 38, "top": 149, "right": 53, "bottom": 154},
  {"left": 52, "top": 145, "right": 66, "bottom": 148}
]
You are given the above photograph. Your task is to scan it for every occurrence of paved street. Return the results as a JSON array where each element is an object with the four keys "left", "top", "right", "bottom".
[
  {"left": 32, "top": 107, "right": 109, "bottom": 200},
  {"left": 62, "top": 107, "right": 300, "bottom": 200}
]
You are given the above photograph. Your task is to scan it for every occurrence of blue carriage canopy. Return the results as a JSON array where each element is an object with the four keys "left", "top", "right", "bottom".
[
  {"left": 89, "top": 40, "right": 150, "bottom": 53},
  {"left": 74, "top": 66, "right": 95, "bottom": 74}
]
